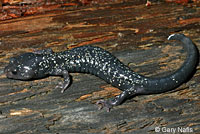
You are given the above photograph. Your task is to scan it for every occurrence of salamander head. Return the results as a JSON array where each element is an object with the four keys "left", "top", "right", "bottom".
[{"left": 4, "top": 53, "right": 45, "bottom": 80}]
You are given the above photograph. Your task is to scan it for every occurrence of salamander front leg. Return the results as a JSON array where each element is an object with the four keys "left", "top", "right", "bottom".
[
  {"left": 96, "top": 90, "right": 135, "bottom": 112},
  {"left": 55, "top": 70, "right": 71, "bottom": 93}
]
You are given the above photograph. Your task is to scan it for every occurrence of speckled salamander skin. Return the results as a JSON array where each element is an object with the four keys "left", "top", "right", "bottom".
[{"left": 4, "top": 34, "right": 199, "bottom": 111}]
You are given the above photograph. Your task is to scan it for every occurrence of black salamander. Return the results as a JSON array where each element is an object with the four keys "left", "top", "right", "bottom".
[{"left": 4, "top": 34, "right": 199, "bottom": 111}]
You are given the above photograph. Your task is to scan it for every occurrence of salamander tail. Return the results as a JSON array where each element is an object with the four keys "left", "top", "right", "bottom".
[{"left": 143, "top": 34, "right": 199, "bottom": 94}]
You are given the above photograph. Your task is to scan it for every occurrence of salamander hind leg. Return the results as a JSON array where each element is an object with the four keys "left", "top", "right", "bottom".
[{"left": 96, "top": 90, "right": 136, "bottom": 112}]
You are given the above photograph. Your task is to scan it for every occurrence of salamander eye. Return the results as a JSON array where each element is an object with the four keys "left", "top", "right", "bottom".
[{"left": 12, "top": 69, "right": 17, "bottom": 75}]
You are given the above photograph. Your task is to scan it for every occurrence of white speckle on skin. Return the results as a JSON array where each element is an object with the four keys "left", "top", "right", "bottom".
[{"left": 24, "top": 66, "right": 31, "bottom": 70}]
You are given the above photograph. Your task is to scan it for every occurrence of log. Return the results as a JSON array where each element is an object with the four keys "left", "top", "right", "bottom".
[{"left": 0, "top": 1, "right": 200, "bottom": 133}]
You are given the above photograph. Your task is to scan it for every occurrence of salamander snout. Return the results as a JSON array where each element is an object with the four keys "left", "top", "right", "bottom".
[
  {"left": 4, "top": 66, "right": 17, "bottom": 78},
  {"left": 4, "top": 64, "right": 31, "bottom": 80}
]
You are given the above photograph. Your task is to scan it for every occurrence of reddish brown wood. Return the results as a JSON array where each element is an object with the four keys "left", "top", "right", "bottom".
[{"left": 0, "top": 1, "right": 199, "bottom": 133}]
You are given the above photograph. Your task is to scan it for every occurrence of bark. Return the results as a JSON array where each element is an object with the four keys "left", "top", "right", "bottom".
[{"left": 0, "top": 1, "right": 199, "bottom": 133}]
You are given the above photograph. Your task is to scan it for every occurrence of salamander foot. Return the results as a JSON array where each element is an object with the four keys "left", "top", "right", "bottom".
[
  {"left": 55, "top": 81, "right": 70, "bottom": 93},
  {"left": 55, "top": 70, "right": 71, "bottom": 93},
  {"left": 96, "top": 91, "right": 131, "bottom": 112},
  {"left": 96, "top": 99, "right": 113, "bottom": 112}
]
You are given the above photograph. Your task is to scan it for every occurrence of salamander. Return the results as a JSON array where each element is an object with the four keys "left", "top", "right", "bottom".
[{"left": 4, "top": 34, "right": 199, "bottom": 111}]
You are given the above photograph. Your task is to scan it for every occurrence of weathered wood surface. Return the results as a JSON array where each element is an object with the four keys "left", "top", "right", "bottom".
[{"left": 0, "top": 1, "right": 200, "bottom": 133}]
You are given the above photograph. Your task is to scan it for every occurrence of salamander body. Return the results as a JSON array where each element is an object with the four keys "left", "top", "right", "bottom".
[{"left": 4, "top": 34, "right": 199, "bottom": 111}]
